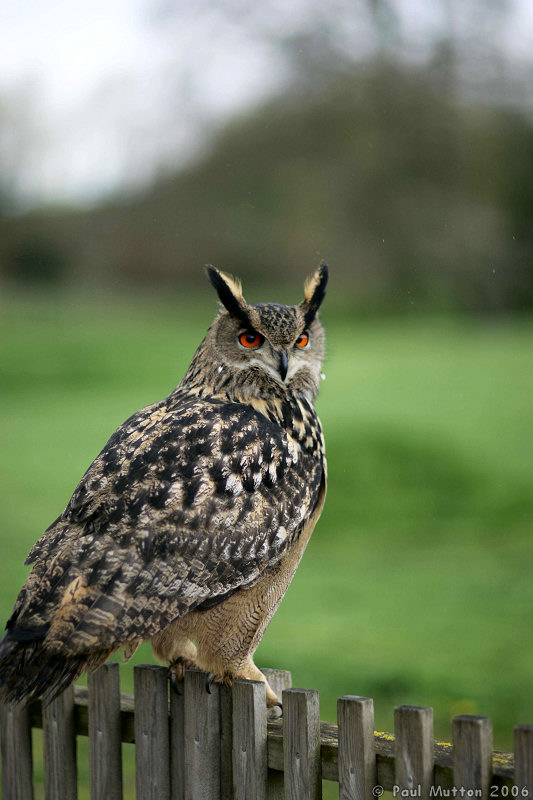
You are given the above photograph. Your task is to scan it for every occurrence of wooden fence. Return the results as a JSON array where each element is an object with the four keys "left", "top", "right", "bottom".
[{"left": 1, "top": 662, "right": 532, "bottom": 800}]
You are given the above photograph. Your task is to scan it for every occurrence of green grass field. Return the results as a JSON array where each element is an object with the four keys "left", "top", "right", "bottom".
[{"left": 1, "top": 290, "right": 532, "bottom": 796}]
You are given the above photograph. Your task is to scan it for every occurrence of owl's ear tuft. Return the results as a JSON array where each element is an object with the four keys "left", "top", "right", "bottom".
[
  {"left": 205, "top": 266, "right": 251, "bottom": 326},
  {"left": 301, "top": 262, "right": 329, "bottom": 326}
]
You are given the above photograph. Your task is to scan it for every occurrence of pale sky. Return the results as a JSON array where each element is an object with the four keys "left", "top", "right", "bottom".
[{"left": 1, "top": 0, "right": 532, "bottom": 209}]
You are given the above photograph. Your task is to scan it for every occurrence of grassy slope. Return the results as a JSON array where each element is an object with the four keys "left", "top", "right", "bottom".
[{"left": 1, "top": 291, "right": 532, "bottom": 795}]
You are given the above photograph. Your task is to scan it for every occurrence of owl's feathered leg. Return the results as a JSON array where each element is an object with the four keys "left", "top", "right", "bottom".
[
  {"left": 232, "top": 655, "right": 281, "bottom": 708},
  {"left": 150, "top": 604, "right": 282, "bottom": 706},
  {"left": 205, "top": 657, "right": 280, "bottom": 707},
  {"left": 151, "top": 625, "right": 198, "bottom": 672},
  {"left": 153, "top": 627, "right": 199, "bottom": 695},
  {"left": 185, "top": 587, "right": 286, "bottom": 708}
]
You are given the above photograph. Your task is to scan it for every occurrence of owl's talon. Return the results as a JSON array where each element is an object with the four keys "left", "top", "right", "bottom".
[
  {"left": 206, "top": 672, "right": 215, "bottom": 693},
  {"left": 169, "top": 670, "right": 182, "bottom": 696},
  {"left": 168, "top": 656, "right": 197, "bottom": 684}
]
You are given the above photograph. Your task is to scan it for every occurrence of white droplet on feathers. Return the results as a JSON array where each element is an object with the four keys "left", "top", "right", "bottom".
[
  {"left": 320, "top": 372, "right": 326, "bottom": 380},
  {"left": 274, "top": 526, "right": 288, "bottom": 543},
  {"left": 225, "top": 474, "right": 243, "bottom": 495},
  {"left": 218, "top": 366, "right": 223, "bottom": 373}
]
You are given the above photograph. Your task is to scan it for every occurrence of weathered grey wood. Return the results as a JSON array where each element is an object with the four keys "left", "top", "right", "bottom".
[
  {"left": 261, "top": 717, "right": 514, "bottom": 789},
  {"left": 266, "top": 768, "right": 286, "bottom": 800},
  {"left": 515, "top": 724, "right": 533, "bottom": 798},
  {"left": 43, "top": 685, "right": 77, "bottom": 800},
  {"left": 17, "top": 680, "right": 521, "bottom": 796},
  {"left": 263, "top": 669, "right": 292, "bottom": 800},
  {"left": 265, "top": 669, "right": 291, "bottom": 799},
  {"left": 134, "top": 664, "right": 170, "bottom": 800},
  {"left": 338, "top": 696, "right": 376, "bottom": 800},
  {"left": 262, "top": 669, "right": 292, "bottom": 703},
  {"left": 394, "top": 706, "right": 434, "bottom": 800},
  {"left": 0, "top": 701, "right": 34, "bottom": 800},
  {"left": 452, "top": 715, "right": 493, "bottom": 800},
  {"left": 233, "top": 679, "right": 268, "bottom": 800},
  {"left": 88, "top": 662, "right": 122, "bottom": 800},
  {"left": 261, "top": 668, "right": 292, "bottom": 800},
  {"left": 283, "top": 687, "right": 321, "bottom": 800},
  {"left": 220, "top": 684, "right": 233, "bottom": 800},
  {"left": 184, "top": 669, "right": 221, "bottom": 800},
  {"left": 170, "top": 676, "right": 186, "bottom": 800}
]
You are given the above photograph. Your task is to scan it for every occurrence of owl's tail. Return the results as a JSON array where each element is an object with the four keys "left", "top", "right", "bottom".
[{"left": 0, "top": 628, "right": 109, "bottom": 706}]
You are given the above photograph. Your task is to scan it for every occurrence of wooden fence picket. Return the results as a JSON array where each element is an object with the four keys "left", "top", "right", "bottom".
[
  {"left": 452, "top": 715, "right": 493, "bottom": 800},
  {"left": 232, "top": 679, "right": 268, "bottom": 800},
  {"left": 394, "top": 705, "right": 434, "bottom": 800},
  {"left": 514, "top": 724, "right": 533, "bottom": 799},
  {"left": 337, "top": 695, "right": 376, "bottom": 800},
  {"left": 88, "top": 661, "right": 122, "bottom": 800},
  {"left": 283, "top": 687, "right": 321, "bottom": 800},
  {"left": 134, "top": 664, "right": 170, "bottom": 800},
  {"left": 170, "top": 670, "right": 186, "bottom": 800},
  {"left": 0, "top": 699, "right": 33, "bottom": 800},
  {"left": 262, "top": 669, "right": 292, "bottom": 700},
  {"left": 263, "top": 668, "right": 292, "bottom": 800},
  {"left": 220, "top": 683, "right": 234, "bottom": 800},
  {"left": 184, "top": 669, "right": 222, "bottom": 800},
  {"left": 43, "top": 684, "right": 77, "bottom": 800}
]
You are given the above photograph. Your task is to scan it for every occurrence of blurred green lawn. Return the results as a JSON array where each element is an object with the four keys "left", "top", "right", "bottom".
[{"left": 1, "top": 290, "right": 532, "bottom": 796}]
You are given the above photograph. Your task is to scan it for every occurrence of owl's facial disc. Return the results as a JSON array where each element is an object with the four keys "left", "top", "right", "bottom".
[
  {"left": 236, "top": 324, "right": 307, "bottom": 383},
  {"left": 236, "top": 325, "right": 290, "bottom": 382},
  {"left": 235, "top": 331, "right": 288, "bottom": 383},
  {"left": 244, "top": 341, "right": 315, "bottom": 387}
]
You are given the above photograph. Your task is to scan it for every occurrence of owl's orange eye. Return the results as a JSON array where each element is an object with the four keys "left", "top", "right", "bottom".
[
  {"left": 238, "top": 330, "right": 264, "bottom": 348},
  {"left": 295, "top": 331, "right": 310, "bottom": 348}
]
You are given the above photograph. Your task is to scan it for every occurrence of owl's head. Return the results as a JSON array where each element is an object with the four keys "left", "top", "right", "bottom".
[{"left": 184, "top": 264, "right": 328, "bottom": 403}]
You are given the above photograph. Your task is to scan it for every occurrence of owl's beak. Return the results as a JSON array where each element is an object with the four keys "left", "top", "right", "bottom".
[{"left": 278, "top": 350, "right": 289, "bottom": 381}]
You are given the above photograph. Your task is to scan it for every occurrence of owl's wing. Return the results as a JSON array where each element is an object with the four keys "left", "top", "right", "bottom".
[{"left": 8, "top": 392, "right": 324, "bottom": 660}]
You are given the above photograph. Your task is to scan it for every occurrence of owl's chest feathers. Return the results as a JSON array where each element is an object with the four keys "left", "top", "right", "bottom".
[
  {"left": 246, "top": 393, "right": 321, "bottom": 445},
  {"left": 181, "top": 377, "right": 323, "bottom": 456}
]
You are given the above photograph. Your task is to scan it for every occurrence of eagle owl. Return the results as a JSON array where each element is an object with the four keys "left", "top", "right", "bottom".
[{"left": 0, "top": 264, "right": 328, "bottom": 708}]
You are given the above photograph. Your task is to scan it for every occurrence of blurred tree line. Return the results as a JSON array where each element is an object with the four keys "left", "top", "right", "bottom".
[{"left": 1, "top": 0, "right": 532, "bottom": 312}]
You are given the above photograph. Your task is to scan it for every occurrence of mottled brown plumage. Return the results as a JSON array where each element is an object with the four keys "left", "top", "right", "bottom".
[{"left": 0, "top": 264, "right": 328, "bottom": 707}]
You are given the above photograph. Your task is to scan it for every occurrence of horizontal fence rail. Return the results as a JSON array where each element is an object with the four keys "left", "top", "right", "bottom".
[{"left": 0, "top": 662, "right": 532, "bottom": 800}]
